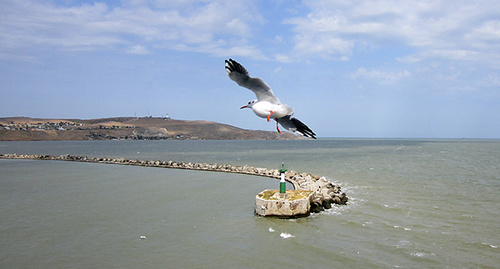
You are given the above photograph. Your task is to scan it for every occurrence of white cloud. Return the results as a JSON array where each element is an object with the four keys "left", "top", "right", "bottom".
[
  {"left": 2, "top": 0, "right": 499, "bottom": 67},
  {"left": 274, "top": 54, "right": 292, "bottom": 63},
  {"left": 292, "top": 33, "right": 353, "bottom": 59},
  {"left": 0, "top": 0, "right": 264, "bottom": 57},
  {"left": 285, "top": 0, "right": 500, "bottom": 63},
  {"left": 469, "top": 20, "right": 500, "bottom": 44},
  {"left": 397, "top": 49, "right": 479, "bottom": 63},
  {"left": 126, "top": 44, "right": 150, "bottom": 55},
  {"left": 0, "top": 1, "right": 121, "bottom": 49},
  {"left": 351, "top": 67, "right": 411, "bottom": 85}
]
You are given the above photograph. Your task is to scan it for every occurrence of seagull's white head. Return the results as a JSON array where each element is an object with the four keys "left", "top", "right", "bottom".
[{"left": 240, "top": 99, "right": 257, "bottom": 109}]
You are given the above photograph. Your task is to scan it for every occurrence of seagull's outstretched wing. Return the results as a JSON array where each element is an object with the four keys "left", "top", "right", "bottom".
[
  {"left": 225, "top": 58, "right": 280, "bottom": 104},
  {"left": 278, "top": 116, "right": 316, "bottom": 139}
]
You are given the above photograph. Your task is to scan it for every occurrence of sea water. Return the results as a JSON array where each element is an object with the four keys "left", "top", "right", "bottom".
[{"left": 1, "top": 139, "right": 499, "bottom": 268}]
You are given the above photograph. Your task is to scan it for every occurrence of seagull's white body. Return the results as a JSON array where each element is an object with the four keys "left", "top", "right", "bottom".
[
  {"left": 225, "top": 58, "right": 316, "bottom": 139},
  {"left": 245, "top": 100, "right": 292, "bottom": 119}
]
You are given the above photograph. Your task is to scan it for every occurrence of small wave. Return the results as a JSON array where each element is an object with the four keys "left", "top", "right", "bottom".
[
  {"left": 411, "top": 251, "right": 435, "bottom": 258},
  {"left": 482, "top": 243, "right": 498, "bottom": 249},
  {"left": 394, "top": 225, "right": 412, "bottom": 231},
  {"left": 280, "top": 232, "right": 295, "bottom": 239},
  {"left": 411, "top": 252, "right": 426, "bottom": 257},
  {"left": 321, "top": 203, "right": 351, "bottom": 216},
  {"left": 397, "top": 240, "right": 411, "bottom": 247}
]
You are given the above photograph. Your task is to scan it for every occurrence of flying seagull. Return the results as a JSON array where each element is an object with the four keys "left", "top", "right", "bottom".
[{"left": 225, "top": 58, "right": 316, "bottom": 139}]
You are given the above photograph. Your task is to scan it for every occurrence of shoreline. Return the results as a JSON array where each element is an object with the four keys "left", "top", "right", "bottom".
[{"left": 0, "top": 153, "right": 347, "bottom": 212}]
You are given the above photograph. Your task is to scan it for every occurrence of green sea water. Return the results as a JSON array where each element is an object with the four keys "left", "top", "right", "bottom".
[{"left": 1, "top": 139, "right": 499, "bottom": 268}]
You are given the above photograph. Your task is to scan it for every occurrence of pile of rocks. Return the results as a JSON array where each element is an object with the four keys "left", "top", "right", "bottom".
[
  {"left": 1, "top": 153, "right": 348, "bottom": 212},
  {"left": 282, "top": 170, "right": 348, "bottom": 212}
]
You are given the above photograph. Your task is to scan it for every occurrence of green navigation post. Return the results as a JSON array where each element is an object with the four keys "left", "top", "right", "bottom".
[{"left": 279, "top": 162, "right": 287, "bottom": 194}]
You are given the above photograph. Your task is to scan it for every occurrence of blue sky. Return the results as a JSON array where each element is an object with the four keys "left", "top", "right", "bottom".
[{"left": 1, "top": 0, "right": 499, "bottom": 138}]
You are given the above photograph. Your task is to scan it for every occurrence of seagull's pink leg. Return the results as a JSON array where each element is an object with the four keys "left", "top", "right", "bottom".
[
  {"left": 275, "top": 119, "right": 281, "bottom": 133},
  {"left": 267, "top": 110, "right": 274, "bottom": 122}
]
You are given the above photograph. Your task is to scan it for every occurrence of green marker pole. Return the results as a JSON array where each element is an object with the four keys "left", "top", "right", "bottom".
[{"left": 279, "top": 162, "right": 287, "bottom": 194}]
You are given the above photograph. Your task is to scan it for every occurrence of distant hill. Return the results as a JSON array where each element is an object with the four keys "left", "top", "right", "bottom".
[{"left": 0, "top": 117, "right": 306, "bottom": 141}]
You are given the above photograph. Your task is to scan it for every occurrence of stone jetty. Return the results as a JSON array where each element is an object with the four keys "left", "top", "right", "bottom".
[{"left": 0, "top": 153, "right": 348, "bottom": 212}]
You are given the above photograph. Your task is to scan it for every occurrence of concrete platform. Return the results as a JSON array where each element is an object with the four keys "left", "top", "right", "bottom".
[{"left": 255, "top": 189, "right": 314, "bottom": 218}]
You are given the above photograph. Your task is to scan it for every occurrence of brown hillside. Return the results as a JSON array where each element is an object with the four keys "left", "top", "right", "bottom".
[{"left": 0, "top": 117, "right": 306, "bottom": 141}]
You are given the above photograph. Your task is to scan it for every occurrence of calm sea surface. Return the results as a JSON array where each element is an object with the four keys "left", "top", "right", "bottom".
[{"left": 1, "top": 139, "right": 499, "bottom": 268}]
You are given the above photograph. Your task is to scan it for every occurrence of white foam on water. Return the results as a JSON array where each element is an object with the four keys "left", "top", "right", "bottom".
[
  {"left": 280, "top": 233, "right": 295, "bottom": 239},
  {"left": 482, "top": 243, "right": 498, "bottom": 249},
  {"left": 394, "top": 225, "right": 412, "bottom": 231}
]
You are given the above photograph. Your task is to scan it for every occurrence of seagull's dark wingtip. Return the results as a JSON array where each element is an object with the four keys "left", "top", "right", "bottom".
[
  {"left": 290, "top": 117, "right": 316, "bottom": 139},
  {"left": 224, "top": 58, "right": 248, "bottom": 76}
]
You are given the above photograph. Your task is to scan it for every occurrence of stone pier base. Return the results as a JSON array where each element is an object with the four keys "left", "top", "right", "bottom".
[{"left": 255, "top": 189, "right": 313, "bottom": 218}]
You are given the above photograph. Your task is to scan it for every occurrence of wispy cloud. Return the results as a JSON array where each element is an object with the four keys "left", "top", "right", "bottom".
[
  {"left": 126, "top": 44, "right": 150, "bottom": 55},
  {"left": 3, "top": 0, "right": 499, "bottom": 65},
  {"left": 351, "top": 67, "right": 411, "bottom": 85},
  {"left": 284, "top": 0, "right": 500, "bottom": 64},
  {"left": 0, "top": 1, "right": 122, "bottom": 50},
  {"left": 0, "top": 0, "right": 265, "bottom": 57},
  {"left": 397, "top": 49, "right": 479, "bottom": 63}
]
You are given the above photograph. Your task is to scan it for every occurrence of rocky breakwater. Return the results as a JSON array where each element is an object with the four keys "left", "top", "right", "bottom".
[
  {"left": 0, "top": 153, "right": 348, "bottom": 212},
  {"left": 281, "top": 170, "right": 348, "bottom": 212}
]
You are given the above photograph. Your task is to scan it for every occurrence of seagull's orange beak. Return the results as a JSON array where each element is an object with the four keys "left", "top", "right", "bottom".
[{"left": 240, "top": 105, "right": 248, "bottom": 109}]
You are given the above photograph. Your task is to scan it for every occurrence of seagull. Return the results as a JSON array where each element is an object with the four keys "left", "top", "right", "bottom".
[{"left": 225, "top": 58, "right": 316, "bottom": 139}]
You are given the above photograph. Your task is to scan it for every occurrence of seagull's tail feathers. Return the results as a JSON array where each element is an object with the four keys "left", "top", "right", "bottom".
[{"left": 278, "top": 116, "right": 317, "bottom": 139}]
